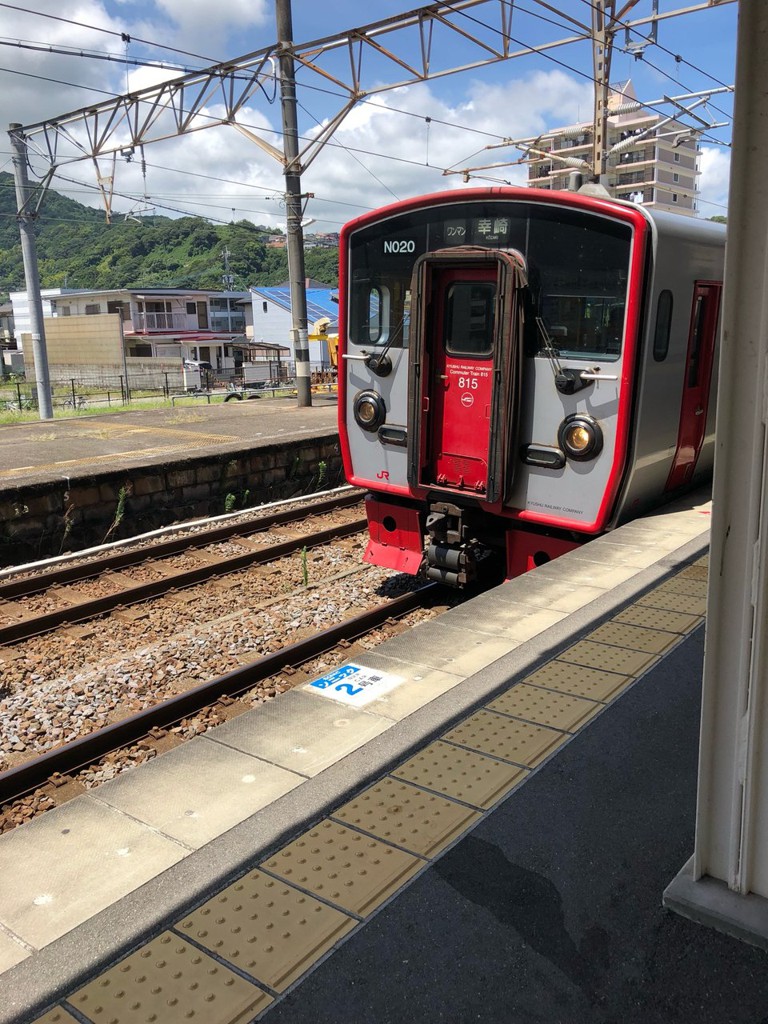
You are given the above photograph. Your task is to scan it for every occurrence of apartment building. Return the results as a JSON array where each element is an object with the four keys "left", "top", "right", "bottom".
[{"left": 526, "top": 81, "right": 699, "bottom": 216}]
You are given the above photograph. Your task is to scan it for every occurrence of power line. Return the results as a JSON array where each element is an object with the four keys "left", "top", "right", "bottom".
[
  {"left": 0, "top": 2, "right": 220, "bottom": 63},
  {"left": 437, "top": 0, "right": 731, "bottom": 147},
  {"left": 574, "top": 0, "right": 734, "bottom": 92},
  {"left": 0, "top": 36, "right": 198, "bottom": 74}
]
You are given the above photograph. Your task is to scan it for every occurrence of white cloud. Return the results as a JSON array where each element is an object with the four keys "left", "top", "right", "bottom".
[{"left": 697, "top": 146, "right": 731, "bottom": 216}]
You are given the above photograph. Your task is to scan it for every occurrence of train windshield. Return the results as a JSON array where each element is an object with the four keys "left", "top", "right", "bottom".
[{"left": 347, "top": 200, "right": 632, "bottom": 361}]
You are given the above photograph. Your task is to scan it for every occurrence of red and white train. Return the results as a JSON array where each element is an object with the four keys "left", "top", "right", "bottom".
[{"left": 337, "top": 186, "right": 725, "bottom": 586}]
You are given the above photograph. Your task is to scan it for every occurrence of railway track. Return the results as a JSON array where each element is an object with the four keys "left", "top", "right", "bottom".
[
  {"left": 0, "top": 491, "right": 366, "bottom": 643},
  {"left": 0, "top": 582, "right": 444, "bottom": 816}
]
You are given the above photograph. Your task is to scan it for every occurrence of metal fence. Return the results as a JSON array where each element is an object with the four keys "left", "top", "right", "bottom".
[{"left": 0, "top": 363, "right": 325, "bottom": 413}]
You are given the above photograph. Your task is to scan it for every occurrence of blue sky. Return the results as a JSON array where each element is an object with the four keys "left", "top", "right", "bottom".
[{"left": 0, "top": 1, "right": 737, "bottom": 230}]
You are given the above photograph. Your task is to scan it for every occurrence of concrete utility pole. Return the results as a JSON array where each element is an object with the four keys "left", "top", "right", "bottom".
[
  {"left": 590, "top": 1, "right": 616, "bottom": 183},
  {"left": 664, "top": 0, "right": 768, "bottom": 947},
  {"left": 9, "top": 124, "right": 53, "bottom": 420},
  {"left": 276, "top": 0, "right": 312, "bottom": 408}
]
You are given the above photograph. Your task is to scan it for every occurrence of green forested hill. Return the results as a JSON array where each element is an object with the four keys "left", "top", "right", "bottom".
[{"left": 0, "top": 172, "right": 338, "bottom": 297}]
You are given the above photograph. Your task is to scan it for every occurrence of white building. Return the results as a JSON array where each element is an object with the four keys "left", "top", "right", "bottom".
[
  {"left": 246, "top": 282, "right": 339, "bottom": 369},
  {"left": 9, "top": 286, "right": 251, "bottom": 373},
  {"left": 526, "top": 81, "right": 700, "bottom": 216}
]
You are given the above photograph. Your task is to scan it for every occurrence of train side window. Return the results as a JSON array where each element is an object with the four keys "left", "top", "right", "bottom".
[
  {"left": 688, "top": 294, "right": 706, "bottom": 387},
  {"left": 653, "top": 289, "right": 673, "bottom": 361}
]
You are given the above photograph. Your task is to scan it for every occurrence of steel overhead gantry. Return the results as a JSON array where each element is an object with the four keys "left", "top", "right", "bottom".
[
  {"left": 9, "top": 0, "right": 733, "bottom": 415},
  {"left": 444, "top": 0, "right": 735, "bottom": 185}
]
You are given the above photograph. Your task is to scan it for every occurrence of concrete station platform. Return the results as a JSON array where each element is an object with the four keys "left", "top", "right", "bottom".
[
  {"left": 0, "top": 396, "right": 341, "bottom": 565},
  {"left": 3, "top": 485, "right": 765, "bottom": 1024},
  {"left": 0, "top": 395, "right": 339, "bottom": 490}
]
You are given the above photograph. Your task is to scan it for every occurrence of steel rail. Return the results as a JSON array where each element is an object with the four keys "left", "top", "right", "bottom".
[
  {"left": 0, "top": 516, "right": 368, "bottom": 645},
  {"left": 0, "top": 491, "right": 364, "bottom": 600},
  {"left": 0, "top": 583, "right": 439, "bottom": 805}
]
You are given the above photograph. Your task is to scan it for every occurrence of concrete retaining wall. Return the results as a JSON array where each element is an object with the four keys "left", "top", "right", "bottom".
[{"left": 0, "top": 433, "right": 344, "bottom": 567}]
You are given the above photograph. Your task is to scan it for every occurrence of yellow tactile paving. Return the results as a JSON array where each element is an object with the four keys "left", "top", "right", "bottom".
[
  {"left": 676, "top": 563, "right": 709, "bottom": 581},
  {"left": 261, "top": 820, "right": 423, "bottom": 917},
  {"left": 558, "top": 639, "right": 659, "bottom": 677},
  {"left": 613, "top": 605, "right": 701, "bottom": 633},
  {"left": 586, "top": 620, "right": 681, "bottom": 655},
  {"left": 175, "top": 869, "right": 355, "bottom": 993},
  {"left": 29, "top": 1010, "right": 79, "bottom": 1024},
  {"left": 636, "top": 588, "right": 707, "bottom": 616},
  {"left": 330, "top": 777, "right": 481, "bottom": 857},
  {"left": 391, "top": 740, "right": 528, "bottom": 809},
  {"left": 648, "top": 576, "right": 708, "bottom": 599},
  {"left": 488, "top": 683, "right": 601, "bottom": 732},
  {"left": 524, "top": 660, "right": 633, "bottom": 701},
  {"left": 442, "top": 709, "right": 567, "bottom": 767},
  {"left": 69, "top": 931, "right": 271, "bottom": 1024}
]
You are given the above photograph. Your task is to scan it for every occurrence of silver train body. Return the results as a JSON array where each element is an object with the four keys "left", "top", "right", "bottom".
[{"left": 338, "top": 186, "right": 725, "bottom": 585}]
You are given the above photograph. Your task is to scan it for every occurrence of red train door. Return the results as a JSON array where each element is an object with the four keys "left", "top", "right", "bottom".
[
  {"left": 407, "top": 247, "right": 526, "bottom": 506},
  {"left": 665, "top": 281, "right": 722, "bottom": 491},
  {"left": 426, "top": 267, "right": 496, "bottom": 495}
]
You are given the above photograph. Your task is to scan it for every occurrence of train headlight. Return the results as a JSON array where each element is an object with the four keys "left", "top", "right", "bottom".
[
  {"left": 353, "top": 390, "right": 386, "bottom": 432},
  {"left": 558, "top": 414, "right": 603, "bottom": 461}
]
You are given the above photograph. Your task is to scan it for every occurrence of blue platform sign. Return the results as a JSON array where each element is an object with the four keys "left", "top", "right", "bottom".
[{"left": 305, "top": 663, "right": 404, "bottom": 706}]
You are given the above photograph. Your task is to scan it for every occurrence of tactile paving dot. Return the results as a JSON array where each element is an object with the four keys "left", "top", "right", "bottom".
[
  {"left": 29, "top": 1010, "right": 79, "bottom": 1024},
  {"left": 636, "top": 589, "right": 707, "bottom": 616},
  {"left": 487, "top": 683, "right": 601, "bottom": 732},
  {"left": 69, "top": 931, "right": 270, "bottom": 1024},
  {"left": 614, "top": 605, "right": 701, "bottom": 634},
  {"left": 330, "top": 777, "right": 481, "bottom": 857},
  {"left": 525, "top": 661, "right": 632, "bottom": 702},
  {"left": 648, "top": 576, "right": 708, "bottom": 599},
  {"left": 442, "top": 709, "right": 566, "bottom": 767},
  {"left": 391, "top": 739, "right": 528, "bottom": 809},
  {"left": 558, "top": 639, "right": 658, "bottom": 676},
  {"left": 261, "top": 820, "right": 422, "bottom": 917},
  {"left": 176, "top": 869, "right": 355, "bottom": 993},
  {"left": 587, "top": 621, "right": 680, "bottom": 655},
  {"left": 676, "top": 563, "right": 709, "bottom": 581}
]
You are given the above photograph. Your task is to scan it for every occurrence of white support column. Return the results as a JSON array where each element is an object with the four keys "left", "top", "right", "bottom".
[{"left": 664, "top": 3, "right": 768, "bottom": 946}]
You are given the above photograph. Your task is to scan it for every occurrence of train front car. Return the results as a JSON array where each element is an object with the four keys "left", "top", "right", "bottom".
[{"left": 337, "top": 186, "right": 717, "bottom": 586}]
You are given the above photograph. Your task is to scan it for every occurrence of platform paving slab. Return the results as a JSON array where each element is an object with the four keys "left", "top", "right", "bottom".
[
  {"left": 207, "top": 689, "right": 393, "bottom": 777},
  {"left": 0, "top": 798, "right": 187, "bottom": 950},
  {"left": 356, "top": 617, "right": 524, "bottom": 674},
  {"left": 91, "top": 735, "right": 305, "bottom": 849}
]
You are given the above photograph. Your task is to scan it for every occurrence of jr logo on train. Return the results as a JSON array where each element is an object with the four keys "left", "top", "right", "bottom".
[{"left": 337, "top": 186, "right": 725, "bottom": 587}]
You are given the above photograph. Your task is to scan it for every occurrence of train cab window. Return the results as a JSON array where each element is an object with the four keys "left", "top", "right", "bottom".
[
  {"left": 526, "top": 209, "right": 631, "bottom": 361},
  {"left": 445, "top": 282, "right": 495, "bottom": 356},
  {"left": 653, "top": 290, "right": 674, "bottom": 361}
]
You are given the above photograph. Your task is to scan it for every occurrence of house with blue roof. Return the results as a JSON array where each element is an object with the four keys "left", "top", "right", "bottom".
[{"left": 246, "top": 280, "right": 338, "bottom": 370}]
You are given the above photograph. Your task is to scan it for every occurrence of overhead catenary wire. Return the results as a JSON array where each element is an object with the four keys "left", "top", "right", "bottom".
[
  {"left": 0, "top": 0, "right": 733, "bottom": 229},
  {"left": 0, "top": 1, "right": 221, "bottom": 63}
]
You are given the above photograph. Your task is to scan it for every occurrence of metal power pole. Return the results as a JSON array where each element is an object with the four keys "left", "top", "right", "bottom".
[
  {"left": 276, "top": 0, "right": 312, "bottom": 408},
  {"left": 9, "top": 123, "right": 53, "bottom": 419},
  {"left": 590, "top": 1, "right": 616, "bottom": 183}
]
